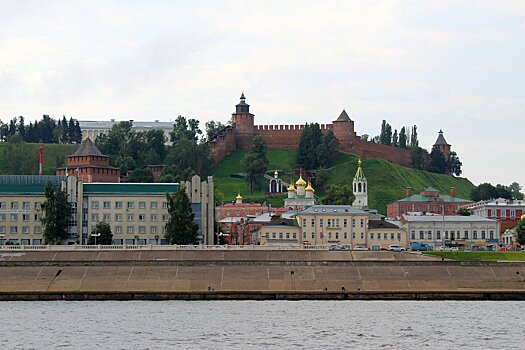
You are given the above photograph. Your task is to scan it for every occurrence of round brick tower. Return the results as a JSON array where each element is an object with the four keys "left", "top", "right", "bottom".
[{"left": 232, "top": 92, "right": 255, "bottom": 149}]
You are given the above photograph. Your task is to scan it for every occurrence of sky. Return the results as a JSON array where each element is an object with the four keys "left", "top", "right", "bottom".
[{"left": 0, "top": 1, "right": 524, "bottom": 188}]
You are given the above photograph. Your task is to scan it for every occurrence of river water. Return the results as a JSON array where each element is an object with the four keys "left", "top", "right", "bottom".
[{"left": 0, "top": 301, "right": 523, "bottom": 349}]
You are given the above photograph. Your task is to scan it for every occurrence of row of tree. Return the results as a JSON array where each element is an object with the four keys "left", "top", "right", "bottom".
[
  {"left": 0, "top": 115, "right": 82, "bottom": 144},
  {"left": 363, "top": 121, "right": 420, "bottom": 149},
  {"left": 470, "top": 182, "right": 524, "bottom": 202}
]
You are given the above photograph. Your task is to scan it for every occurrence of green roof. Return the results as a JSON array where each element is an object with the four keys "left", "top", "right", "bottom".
[
  {"left": 423, "top": 186, "right": 439, "bottom": 193},
  {"left": 0, "top": 175, "right": 65, "bottom": 195},
  {"left": 397, "top": 194, "right": 472, "bottom": 203},
  {"left": 83, "top": 183, "right": 179, "bottom": 195}
]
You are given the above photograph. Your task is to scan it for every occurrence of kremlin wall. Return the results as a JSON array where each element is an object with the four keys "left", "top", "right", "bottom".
[{"left": 209, "top": 94, "right": 429, "bottom": 168}]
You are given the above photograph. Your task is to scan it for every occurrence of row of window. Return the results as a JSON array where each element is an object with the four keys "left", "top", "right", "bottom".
[
  {"left": 0, "top": 202, "right": 41, "bottom": 210},
  {"left": 370, "top": 233, "right": 402, "bottom": 241},
  {"left": 410, "top": 229, "right": 496, "bottom": 240},
  {"left": 486, "top": 209, "right": 522, "bottom": 218},
  {"left": 265, "top": 232, "right": 298, "bottom": 240},
  {"left": 89, "top": 213, "right": 169, "bottom": 222},
  {"left": 0, "top": 213, "right": 41, "bottom": 222},
  {"left": 302, "top": 232, "right": 365, "bottom": 240},
  {"left": 91, "top": 226, "right": 166, "bottom": 235},
  {"left": 0, "top": 226, "right": 42, "bottom": 234},
  {"left": 90, "top": 201, "right": 168, "bottom": 210},
  {"left": 301, "top": 218, "right": 365, "bottom": 228}
]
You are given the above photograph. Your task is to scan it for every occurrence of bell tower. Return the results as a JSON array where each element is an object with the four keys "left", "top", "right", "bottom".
[{"left": 352, "top": 159, "right": 368, "bottom": 209}]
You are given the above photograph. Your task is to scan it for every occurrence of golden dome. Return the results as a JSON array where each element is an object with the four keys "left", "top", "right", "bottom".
[
  {"left": 358, "top": 158, "right": 362, "bottom": 166},
  {"left": 236, "top": 193, "right": 243, "bottom": 200},
  {"left": 287, "top": 182, "right": 296, "bottom": 192},
  {"left": 295, "top": 175, "right": 306, "bottom": 187},
  {"left": 274, "top": 170, "right": 278, "bottom": 176},
  {"left": 305, "top": 181, "right": 315, "bottom": 192}
]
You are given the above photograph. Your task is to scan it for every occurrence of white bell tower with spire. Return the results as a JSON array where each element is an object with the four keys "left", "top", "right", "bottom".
[{"left": 352, "top": 159, "right": 368, "bottom": 209}]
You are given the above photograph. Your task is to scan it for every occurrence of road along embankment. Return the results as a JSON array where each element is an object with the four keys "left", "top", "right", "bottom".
[{"left": 0, "top": 250, "right": 524, "bottom": 300}]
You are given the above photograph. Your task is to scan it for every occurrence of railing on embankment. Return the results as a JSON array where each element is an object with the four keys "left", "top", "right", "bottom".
[{"left": 0, "top": 244, "right": 330, "bottom": 251}]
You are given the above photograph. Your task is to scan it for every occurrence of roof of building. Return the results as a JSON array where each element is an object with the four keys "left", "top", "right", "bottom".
[
  {"left": 335, "top": 109, "right": 352, "bottom": 122},
  {"left": 369, "top": 220, "right": 401, "bottom": 229},
  {"left": 78, "top": 120, "right": 173, "bottom": 131},
  {"left": 402, "top": 214, "right": 496, "bottom": 223},
  {"left": 464, "top": 198, "right": 525, "bottom": 208},
  {"left": 423, "top": 186, "right": 439, "bottom": 193},
  {"left": 262, "top": 218, "right": 299, "bottom": 228},
  {"left": 83, "top": 182, "right": 178, "bottom": 195},
  {"left": 72, "top": 138, "right": 105, "bottom": 157},
  {"left": 395, "top": 194, "right": 472, "bottom": 204},
  {"left": 434, "top": 130, "right": 450, "bottom": 146},
  {"left": 0, "top": 175, "right": 66, "bottom": 195},
  {"left": 299, "top": 205, "right": 368, "bottom": 215}
]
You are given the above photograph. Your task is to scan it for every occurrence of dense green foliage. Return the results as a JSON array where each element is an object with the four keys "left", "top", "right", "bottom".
[
  {"left": 321, "top": 184, "right": 355, "bottom": 205},
  {"left": 88, "top": 221, "right": 113, "bottom": 245},
  {"left": 41, "top": 182, "right": 71, "bottom": 244},
  {"left": 241, "top": 136, "right": 269, "bottom": 194},
  {"left": 429, "top": 148, "right": 447, "bottom": 174},
  {"left": 297, "top": 124, "right": 338, "bottom": 170},
  {"left": 125, "top": 169, "right": 155, "bottom": 183},
  {"left": 470, "top": 182, "right": 515, "bottom": 201},
  {"left": 516, "top": 218, "right": 525, "bottom": 246},
  {"left": 456, "top": 207, "right": 472, "bottom": 216},
  {"left": 424, "top": 251, "right": 525, "bottom": 261},
  {"left": 0, "top": 115, "right": 81, "bottom": 144},
  {"left": 165, "top": 185, "right": 198, "bottom": 245},
  {"left": 210, "top": 148, "right": 475, "bottom": 214}
]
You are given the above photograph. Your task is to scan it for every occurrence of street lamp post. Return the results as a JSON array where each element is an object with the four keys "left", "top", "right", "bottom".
[{"left": 90, "top": 232, "right": 101, "bottom": 245}]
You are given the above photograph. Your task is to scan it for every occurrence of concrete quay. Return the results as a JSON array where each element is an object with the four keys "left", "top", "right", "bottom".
[{"left": 0, "top": 250, "right": 524, "bottom": 300}]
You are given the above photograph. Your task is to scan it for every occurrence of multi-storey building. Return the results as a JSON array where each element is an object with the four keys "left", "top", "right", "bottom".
[
  {"left": 0, "top": 174, "right": 214, "bottom": 246},
  {"left": 258, "top": 218, "right": 300, "bottom": 245},
  {"left": 462, "top": 198, "right": 525, "bottom": 233},
  {"left": 78, "top": 119, "right": 173, "bottom": 144},
  {"left": 367, "top": 219, "right": 407, "bottom": 250},
  {"left": 387, "top": 186, "right": 472, "bottom": 219},
  {"left": 401, "top": 214, "right": 499, "bottom": 250}
]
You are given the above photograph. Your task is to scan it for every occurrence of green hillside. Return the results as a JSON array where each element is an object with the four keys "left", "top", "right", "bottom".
[
  {"left": 209, "top": 149, "right": 476, "bottom": 214},
  {"left": 0, "top": 143, "right": 78, "bottom": 175}
]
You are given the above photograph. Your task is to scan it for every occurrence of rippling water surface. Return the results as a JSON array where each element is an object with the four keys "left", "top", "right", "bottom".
[{"left": 0, "top": 300, "right": 523, "bottom": 349}]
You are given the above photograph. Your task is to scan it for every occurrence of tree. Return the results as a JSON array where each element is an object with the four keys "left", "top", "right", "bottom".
[
  {"left": 321, "top": 184, "right": 355, "bottom": 205},
  {"left": 447, "top": 151, "right": 462, "bottom": 176},
  {"left": 126, "top": 168, "right": 155, "bottom": 183},
  {"left": 379, "top": 120, "right": 393, "bottom": 146},
  {"left": 398, "top": 127, "right": 407, "bottom": 148},
  {"left": 297, "top": 123, "right": 323, "bottom": 170},
  {"left": 3, "top": 134, "right": 38, "bottom": 174},
  {"left": 471, "top": 183, "right": 513, "bottom": 202},
  {"left": 165, "top": 185, "right": 198, "bottom": 244},
  {"left": 317, "top": 129, "right": 339, "bottom": 167},
  {"left": 41, "top": 181, "right": 71, "bottom": 244},
  {"left": 205, "top": 120, "right": 226, "bottom": 141},
  {"left": 88, "top": 221, "right": 113, "bottom": 245},
  {"left": 392, "top": 129, "right": 398, "bottom": 147},
  {"left": 509, "top": 182, "right": 524, "bottom": 200},
  {"left": 456, "top": 207, "right": 471, "bottom": 216},
  {"left": 242, "top": 136, "right": 269, "bottom": 193},
  {"left": 316, "top": 167, "right": 329, "bottom": 191},
  {"left": 429, "top": 149, "right": 447, "bottom": 174},
  {"left": 170, "top": 116, "right": 201, "bottom": 143},
  {"left": 410, "top": 125, "right": 419, "bottom": 147},
  {"left": 360, "top": 134, "right": 369, "bottom": 142},
  {"left": 411, "top": 147, "right": 427, "bottom": 170},
  {"left": 516, "top": 217, "right": 525, "bottom": 246}
]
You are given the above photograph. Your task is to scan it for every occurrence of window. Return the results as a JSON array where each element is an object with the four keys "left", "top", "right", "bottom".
[
  {"left": 91, "top": 214, "right": 99, "bottom": 222},
  {"left": 272, "top": 233, "right": 277, "bottom": 239},
  {"left": 103, "top": 214, "right": 111, "bottom": 222},
  {"left": 303, "top": 232, "right": 306, "bottom": 239},
  {"left": 352, "top": 219, "right": 356, "bottom": 228},
  {"left": 22, "top": 202, "right": 30, "bottom": 210},
  {"left": 151, "top": 226, "right": 157, "bottom": 234},
  {"left": 397, "top": 233, "right": 401, "bottom": 241},
  {"left": 22, "top": 226, "right": 30, "bottom": 234},
  {"left": 464, "top": 230, "right": 469, "bottom": 239},
  {"left": 115, "top": 226, "right": 122, "bottom": 234},
  {"left": 335, "top": 232, "right": 339, "bottom": 239},
  {"left": 293, "top": 233, "right": 297, "bottom": 239},
  {"left": 361, "top": 233, "right": 365, "bottom": 239},
  {"left": 391, "top": 233, "right": 395, "bottom": 240},
  {"left": 91, "top": 201, "right": 99, "bottom": 209},
  {"left": 489, "top": 230, "right": 494, "bottom": 239},
  {"left": 139, "top": 226, "right": 146, "bottom": 234},
  {"left": 0, "top": 226, "right": 5, "bottom": 234},
  {"left": 34, "top": 202, "right": 41, "bottom": 210},
  {"left": 162, "top": 214, "right": 169, "bottom": 221},
  {"left": 127, "top": 214, "right": 134, "bottom": 221},
  {"left": 139, "top": 214, "right": 146, "bottom": 221},
  {"left": 320, "top": 219, "right": 323, "bottom": 228},
  {"left": 473, "top": 230, "right": 478, "bottom": 239},
  {"left": 328, "top": 232, "right": 332, "bottom": 239},
  {"left": 11, "top": 202, "right": 18, "bottom": 210},
  {"left": 34, "top": 214, "right": 41, "bottom": 221},
  {"left": 10, "top": 214, "right": 18, "bottom": 222},
  {"left": 115, "top": 214, "right": 123, "bottom": 222},
  {"left": 311, "top": 232, "right": 315, "bottom": 239},
  {"left": 21, "top": 214, "right": 29, "bottom": 222},
  {"left": 286, "top": 233, "right": 290, "bottom": 239},
  {"left": 445, "top": 231, "right": 449, "bottom": 239},
  {"left": 150, "top": 214, "right": 157, "bottom": 222},
  {"left": 352, "top": 233, "right": 356, "bottom": 239},
  {"left": 103, "top": 201, "right": 111, "bottom": 209},
  {"left": 266, "top": 233, "right": 270, "bottom": 239},
  {"left": 411, "top": 230, "right": 415, "bottom": 240},
  {"left": 450, "top": 231, "right": 455, "bottom": 240},
  {"left": 377, "top": 233, "right": 381, "bottom": 240},
  {"left": 427, "top": 231, "right": 432, "bottom": 240},
  {"left": 335, "top": 219, "right": 340, "bottom": 227},
  {"left": 360, "top": 219, "right": 364, "bottom": 227},
  {"left": 151, "top": 202, "right": 158, "bottom": 209},
  {"left": 436, "top": 230, "right": 441, "bottom": 240},
  {"left": 302, "top": 219, "right": 306, "bottom": 228},
  {"left": 115, "top": 201, "right": 123, "bottom": 209},
  {"left": 371, "top": 233, "right": 375, "bottom": 239},
  {"left": 127, "top": 226, "right": 134, "bottom": 234},
  {"left": 0, "top": 202, "right": 5, "bottom": 209},
  {"left": 139, "top": 201, "right": 146, "bottom": 209},
  {"left": 0, "top": 214, "right": 5, "bottom": 222},
  {"left": 311, "top": 219, "right": 315, "bottom": 227},
  {"left": 481, "top": 230, "right": 486, "bottom": 239},
  {"left": 162, "top": 201, "right": 168, "bottom": 209},
  {"left": 127, "top": 201, "right": 134, "bottom": 209},
  {"left": 419, "top": 230, "right": 424, "bottom": 240},
  {"left": 10, "top": 226, "right": 17, "bottom": 234},
  {"left": 344, "top": 232, "right": 347, "bottom": 239},
  {"left": 34, "top": 226, "right": 42, "bottom": 234},
  {"left": 327, "top": 219, "right": 331, "bottom": 227},
  {"left": 344, "top": 219, "right": 348, "bottom": 228}
]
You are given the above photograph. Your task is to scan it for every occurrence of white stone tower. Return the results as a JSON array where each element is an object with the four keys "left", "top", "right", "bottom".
[{"left": 352, "top": 159, "right": 368, "bottom": 209}]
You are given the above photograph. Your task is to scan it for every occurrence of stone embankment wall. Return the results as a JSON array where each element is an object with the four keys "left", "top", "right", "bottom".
[{"left": 0, "top": 251, "right": 523, "bottom": 300}]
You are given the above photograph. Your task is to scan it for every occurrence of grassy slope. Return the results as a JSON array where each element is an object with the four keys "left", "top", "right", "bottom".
[
  {"left": 209, "top": 148, "right": 475, "bottom": 214},
  {"left": 0, "top": 143, "right": 78, "bottom": 175},
  {"left": 424, "top": 251, "right": 525, "bottom": 261}
]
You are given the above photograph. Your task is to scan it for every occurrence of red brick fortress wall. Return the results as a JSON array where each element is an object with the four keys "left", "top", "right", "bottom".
[{"left": 254, "top": 124, "right": 332, "bottom": 148}]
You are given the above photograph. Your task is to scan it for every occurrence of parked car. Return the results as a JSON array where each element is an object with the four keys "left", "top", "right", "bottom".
[
  {"left": 329, "top": 244, "right": 352, "bottom": 251},
  {"left": 410, "top": 243, "right": 432, "bottom": 251},
  {"left": 353, "top": 245, "right": 369, "bottom": 251},
  {"left": 388, "top": 244, "right": 405, "bottom": 252},
  {"left": 449, "top": 247, "right": 459, "bottom": 251},
  {"left": 436, "top": 246, "right": 449, "bottom": 251}
]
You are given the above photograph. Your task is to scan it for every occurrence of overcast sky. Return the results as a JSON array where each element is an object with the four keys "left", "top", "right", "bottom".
[{"left": 1, "top": 1, "right": 524, "bottom": 188}]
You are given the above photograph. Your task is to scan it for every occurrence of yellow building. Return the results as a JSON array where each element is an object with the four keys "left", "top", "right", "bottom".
[
  {"left": 295, "top": 205, "right": 369, "bottom": 246},
  {"left": 367, "top": 219, "right": 407, "bottom": 250},
  {"left": 258, "top": 218, "right": 300, "bottom": 245}
]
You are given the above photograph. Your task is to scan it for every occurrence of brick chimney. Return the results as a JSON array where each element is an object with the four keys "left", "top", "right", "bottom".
[
  {"left": 450, "top": 187, "right": 456, "bottom": 197},
  {"left": 406, "top": 187, "right": 412, "bottom": 197}
]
